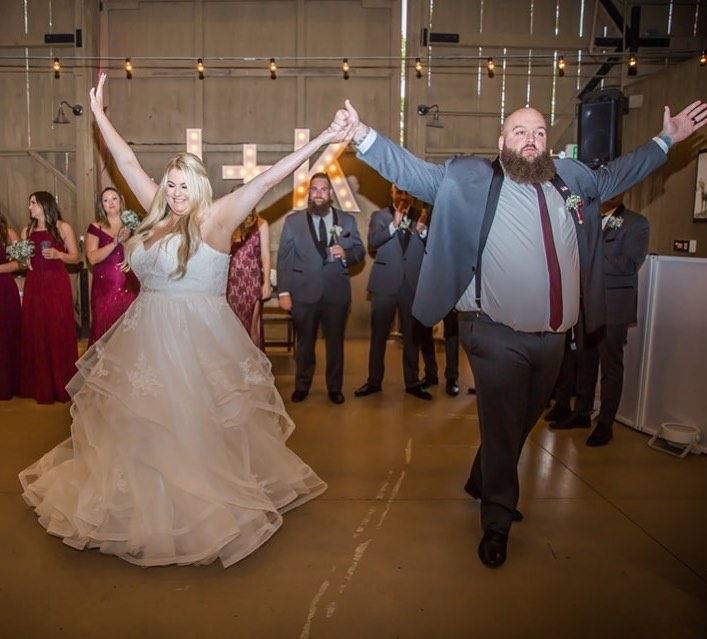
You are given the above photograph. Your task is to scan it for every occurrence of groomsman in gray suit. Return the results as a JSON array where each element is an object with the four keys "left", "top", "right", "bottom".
[
  {"left": 277, "top": 173, "right": 365, "bottom": 404},
  {"left": 354, "top": 185, "right": 432, "bottom": 400},
  {"left": 341, "top": 98, "right": 706, "bottom": 568},
  {"left": 552, "top": 194, "right": 650, "bottom": 446}
]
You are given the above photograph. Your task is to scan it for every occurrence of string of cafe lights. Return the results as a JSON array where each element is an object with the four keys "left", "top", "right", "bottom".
[{"left": 28, "top": 50, "right": 707, "bottom": 80}]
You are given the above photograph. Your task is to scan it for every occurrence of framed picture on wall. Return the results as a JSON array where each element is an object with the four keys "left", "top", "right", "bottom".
[{"left": 694, "top": 150, "right": 707, "bottom": 222}]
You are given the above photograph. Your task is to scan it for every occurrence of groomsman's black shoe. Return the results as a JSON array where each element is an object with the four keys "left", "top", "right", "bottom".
[
  {"left": 421, "top": 375, "right": 439, "bottom": 388},
  {"left": 478, "top": 530, "right": 508, "bottom": 568},
  {"left": 464, "top": 482, "right": 523, "bottom": 522},
  {"left": 586, "top": 422, "right": 613, "bottom": 447},
  {"left": 545, "top": 403, "right": 571, "bottom": 423},
  {"left": 291, "top": 390, "right": 308, "bottom": 403},
  {"left": 551, "top": 412, "right": 591, "bottom": 430},
  {"left": 445, "top": 380, "right": 460, "bottom": 396},
  {"left": 328, "top": 392, "right": 345, "bottom": 404},
  {"left": 467, "top": 387, "right": 476, "bottom": 395},
  {"left": 405, "top": 385, "right": 432, "bottom": 400},
  {"left": 354, "top": 383, "right": 382, "bottom": 397}
]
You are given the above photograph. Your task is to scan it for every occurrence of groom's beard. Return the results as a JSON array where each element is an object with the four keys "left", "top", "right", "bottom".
[
  {"left": 500, "top": 147, "right": 556, "bottom": 184},
  {"left": 307, "top": 198, "right": 332, "bottom": 216}
]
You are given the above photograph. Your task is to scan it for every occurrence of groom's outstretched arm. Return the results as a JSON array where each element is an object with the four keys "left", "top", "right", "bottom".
[{"left": 345, "top": 101, "right": 446, "bottom": 206}]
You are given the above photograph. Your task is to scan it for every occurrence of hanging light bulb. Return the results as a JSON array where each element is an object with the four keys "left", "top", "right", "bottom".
[
  {"left": 557, "top": 55, "right": 566, "bottom": 77},
  {"left": 700, "top": 50, "right": 706, "bottom": 66},
  {"left": 627, "top": 53, "right": 637, "bottom": 76},
  {"left": 52, "top": 57, "right": 61, "bottom": 79},
  {"left": 415, "top": 57, "right": 423, "bottom": 79},
  {"left": 342, "top": 58, "right": 350, "bottom": 80},
  {"left": 197, "top": 58, "right": 205, "bottom": 80},
  {"left": 124, "top": 57, "right": 133, "bottom": 79},
  {"left": 486, "top": 57, "right": 495, "bottom": 78},
  {"left": 269, "top": 58, "right": 277, "bottom": 80}
]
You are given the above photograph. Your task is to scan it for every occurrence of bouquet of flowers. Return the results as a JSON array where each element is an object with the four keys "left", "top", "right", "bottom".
[
  {"left": 6, "top": 239, "right": 35, "bottom": 262},
  {"left": 120, "top": 209, "right": 141, "bottom": 231}
]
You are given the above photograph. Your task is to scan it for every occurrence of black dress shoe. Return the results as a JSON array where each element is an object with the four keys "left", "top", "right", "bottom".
[
  {"left": 421, "top": 375, "right": 439, "bottom": 388},
  {"left": 463, "top": 482, "right": 523, "bottom": 521},
  {"left": 545, "top": 404, "right": 571, "bottom": 423},
  {"left": 445, "top": 380, "right": 460, "bottom": 396},
  {"left": 405, "top": 385, "right": 432, "bottom": 400},
  {"left": 467, "top": 387, "right": 476, "bottom": 395},
  {"left": 586, "top": 423, "right": 613, "bottom": 447},
  {"left": 478, "top": 530, "right": 508, "bottom": 568},
  {"left": 291, "top": 390, "right": 308, "bottom": 403},
  {"left": 551, "top": 412, "right": 591, "bottom": 430},
  {"left": 354, "top": 383, "right": 381, "bottom": 397},
  {"left": 328, "top": 392, "right": 345, "bottom": 404}
]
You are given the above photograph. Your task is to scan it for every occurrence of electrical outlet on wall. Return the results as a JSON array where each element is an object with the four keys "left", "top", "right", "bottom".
[{"left": 688, "top": 240, "right": 697, "bottom": 254}]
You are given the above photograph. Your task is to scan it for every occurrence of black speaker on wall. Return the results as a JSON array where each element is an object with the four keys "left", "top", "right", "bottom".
[{"left": 577, "top": 88, "right": 627, "bottom": 168}]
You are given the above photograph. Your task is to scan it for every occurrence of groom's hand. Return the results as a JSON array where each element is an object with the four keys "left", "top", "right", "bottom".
[{"left": 661, "top": 101, "right": 707, "bottom": 144}]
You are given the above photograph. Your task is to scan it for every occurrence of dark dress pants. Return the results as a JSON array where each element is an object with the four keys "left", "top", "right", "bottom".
[
  {"left": 460, "top": 312, "right": 565, "bottom": 533},
  {"left": 551, "top": 333, "right": 577, "bottom": 411},
  {"left": 573, "top": 324, "right": 629, "bottom": 425},
  {"left": 416, "top": 322, "right": 438, "bottom": 380},
  {"left": 443, "top": 309, "right": 459, "bottom": 383},
  {"left": 368, "top": 280, "right": 419, "bottom": 388},
  {"left": 291, "top": 297, "right": 349, "bottom": 394}
]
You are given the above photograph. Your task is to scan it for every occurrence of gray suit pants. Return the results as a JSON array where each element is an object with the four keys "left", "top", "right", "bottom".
[
  {"left": 460, "top": 312, "right": 565, "bottom": 533},
  {"left": 368, "top": 280, "right": 420, "bottom": 388}
]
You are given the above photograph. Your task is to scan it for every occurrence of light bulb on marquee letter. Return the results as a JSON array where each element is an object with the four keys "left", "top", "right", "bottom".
[{"left": 186, "top": 128, "right": 203, "bottom": 159}]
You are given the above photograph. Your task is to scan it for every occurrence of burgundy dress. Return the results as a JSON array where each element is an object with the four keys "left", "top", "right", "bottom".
[
  {"left": 226, "top": 228, "right": 265, "bottom": 350},
  {"left": 87, "top": 224, "right": 140, "bottom": 344},
  {"left": 20, "top": 230, "right": 78, "bottom": 404},
  {"left": 0, "top": 242, "right": 21, "bottom": 400}
]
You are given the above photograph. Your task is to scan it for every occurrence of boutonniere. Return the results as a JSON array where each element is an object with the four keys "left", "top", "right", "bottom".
[
  {"left": 399, "top": 215, "right": 412, "bottom": 231},
  {"left": 606, "top": 215, "right": 623, "bottom": 230},
  {"left": 329, "top": 225, "right": 350, "bottom": 243},
  {"left": 565, "top": 194, "right": 584, "bottom": 225}
]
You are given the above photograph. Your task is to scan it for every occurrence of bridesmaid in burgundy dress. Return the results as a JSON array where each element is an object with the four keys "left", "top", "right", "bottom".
[
  {"left": 226, "top": 213, "right": 271, "bottom": 350},
  {"left": 0, "top": 213, "right": 21, "bottom": 400},
  {"left": 85, "top": 187, "right": 139, "bottom": 344},
  {"left": 20, "top": 191, "right": 80, "bottom": 404}
]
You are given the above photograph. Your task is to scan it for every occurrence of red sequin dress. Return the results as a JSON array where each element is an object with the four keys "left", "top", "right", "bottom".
[
  {"left": 226, "top": 228, "right": 265, "bottom": 351},
  {"left": 87, "top": 224, "right": 140, "bottom": 345},
  {"left": 19, "top": 230, "right": 78, "bottom": 403}
]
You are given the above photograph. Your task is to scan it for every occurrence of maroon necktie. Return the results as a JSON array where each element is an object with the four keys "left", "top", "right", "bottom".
[{"left": 532, "top": 184, "right": 563, "bottom": 330}]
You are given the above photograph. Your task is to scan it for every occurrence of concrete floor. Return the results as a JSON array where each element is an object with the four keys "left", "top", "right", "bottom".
[{"left": 1, "top": 338, "right": 706, "bottom": 639}]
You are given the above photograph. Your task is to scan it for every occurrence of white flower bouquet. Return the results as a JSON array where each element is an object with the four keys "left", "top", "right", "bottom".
[
  {"left": 6, "top": 239, "right": 35, "bottom": 262},
  {"left": 120, "top": 209, "right": 141, "bottom": 231}
]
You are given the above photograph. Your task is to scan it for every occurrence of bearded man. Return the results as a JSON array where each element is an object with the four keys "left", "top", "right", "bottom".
[
  {"left": 341, "top": 100, "right": 706, "bottom": 568},
  {"left": 277, "top": 172, "right": 365, "bottom": 404}
]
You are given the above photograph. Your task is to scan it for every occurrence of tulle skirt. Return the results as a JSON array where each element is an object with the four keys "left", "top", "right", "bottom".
[{"left": 19, "top": 290, "right": 326, "bottom": 567}]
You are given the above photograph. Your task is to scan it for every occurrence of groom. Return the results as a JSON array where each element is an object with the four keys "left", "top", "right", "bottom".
[{"left": 340, "top": 99, "right": 706, "bottom": 567}]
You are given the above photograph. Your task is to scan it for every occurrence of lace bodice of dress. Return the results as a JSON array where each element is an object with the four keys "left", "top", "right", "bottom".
[{"left": 131, "top": 234, "right": 229, "bottom": 294}]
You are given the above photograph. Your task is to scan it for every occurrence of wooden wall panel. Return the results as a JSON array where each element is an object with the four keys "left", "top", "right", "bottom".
[
  {"left": 108, "top": 2, "right": 197, "bottom": 58},
  {"left": 623, "top": 58, "right": 707, "bottom": 257},
  {"left": 203, "top": 77, "right": 298, "bottom": 143},
  {"left": 108, "top": 77, "right": 198, "bottom": 142},
  {"left": 304, "top": 1, "right": 395, "bottom": 58},
  {"left": 204, "top": 1, "right": 297, "bottom": 57}
]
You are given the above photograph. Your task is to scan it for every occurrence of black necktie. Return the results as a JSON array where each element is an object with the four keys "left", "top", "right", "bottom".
[
  {"left": 318, "top": 216, "right": 327, "bottom": 258},
  {"left": 532, "top": 184, "right": 563, "bottom": 330}
]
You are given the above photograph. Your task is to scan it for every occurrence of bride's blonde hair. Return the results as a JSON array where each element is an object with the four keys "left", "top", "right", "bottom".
[{"left": 123, "top": 152, "right": 212, "bottom": 279}]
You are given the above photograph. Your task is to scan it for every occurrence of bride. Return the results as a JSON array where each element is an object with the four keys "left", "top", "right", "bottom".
[{"left": 19, "top": 74, "right": 349, "bottom": 568}]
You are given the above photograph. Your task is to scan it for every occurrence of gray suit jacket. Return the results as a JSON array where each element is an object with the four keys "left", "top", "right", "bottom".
[
  {"left": 603, "top": 206, "right": 649, "bottom": 325},
  {"left": 276, "top": 209, "right": 365, "bottom": 305},
  {"left": 357, "top": 133, "right": 666, "bottom": 332},
  {"left": 367, "top": 206, "right": 426, "bottom": 295}
]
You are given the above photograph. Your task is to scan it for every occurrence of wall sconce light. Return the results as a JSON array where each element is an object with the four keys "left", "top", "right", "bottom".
[{"left": 53, "top": 100, "right": 83, "bottom": 124}]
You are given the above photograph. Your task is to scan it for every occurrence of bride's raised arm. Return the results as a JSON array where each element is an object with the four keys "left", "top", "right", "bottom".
[
  {"left": 208, "top": 108, "right": 354, "bottom": 238},
  {"left": 89, "top": 73, "right": 159, "bottom": 212}
]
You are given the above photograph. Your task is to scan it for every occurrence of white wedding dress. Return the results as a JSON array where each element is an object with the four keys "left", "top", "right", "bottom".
[{"left": 19, "top": 235, "right": 326, "bottom": 567}]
